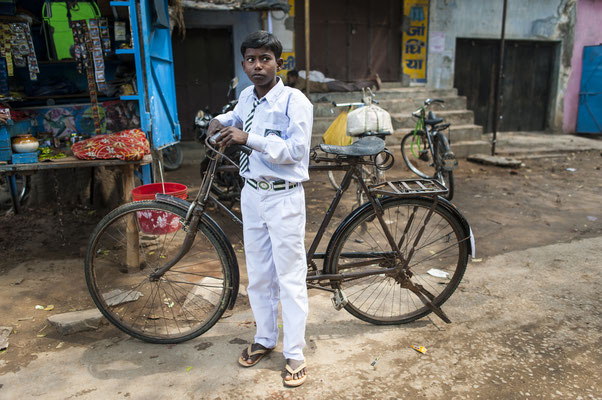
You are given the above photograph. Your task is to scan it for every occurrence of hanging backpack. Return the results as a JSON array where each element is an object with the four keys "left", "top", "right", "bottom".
[{"left": 42, "top": 0, "right": 101, "bottom": 60}]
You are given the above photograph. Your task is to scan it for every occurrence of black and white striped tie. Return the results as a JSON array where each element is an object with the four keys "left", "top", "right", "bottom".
[{"left": 240, "top": 98, "right": 261, "bottom": 173}]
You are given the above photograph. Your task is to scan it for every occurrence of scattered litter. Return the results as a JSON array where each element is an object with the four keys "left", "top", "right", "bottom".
[
  {"left": 11, "top": 278, "right": 24, "bottom": 286},
  {"left": 370, "top": 357, "right": 379, "bottom": 367},
  {"left": 0, "top": 326, "right": 12, "bottom": 350},
  {"left": 150, "top": 355, "right": 159, "bottom": 359},
  {"left": 44, "top": 305, "right": 55, "bottom": 311},
  {"left": 587, "top": 216, "right": 598, "bottom": 222},
  {"left": 17, "top": 316, "right": 33, "bottom": 321},
  {"left": 566, "top": 168, "right": 576, "bottom": 172},
  {"left": 472, "top": 258, "right": 483, "bottom": 263},
  {"left": 56, "top": 342, "right": 64, "bottom": 349},
  {"left": 411, "top": 345, "right": 427, "bottom": 354},
  {"left": 34, "top": 305, "right": 45, "bottom": 310},
  {"left": 36, "top": 333, "right": 47, "bottom": 338},
  {"left": 186, "top": 366, "right": 193, "bottom": 372},
  {"left": 427, "top": 269, "right": 450, "bottom": 279}
]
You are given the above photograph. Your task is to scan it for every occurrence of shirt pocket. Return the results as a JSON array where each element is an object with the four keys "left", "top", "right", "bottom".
[{"left": 262, "top": 114, "right": 290, "bottom": 138}]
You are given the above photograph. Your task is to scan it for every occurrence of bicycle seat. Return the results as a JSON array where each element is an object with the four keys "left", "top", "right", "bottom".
[
  {"left": 320, "top": 136, "right": 385, "bottom": 157},
  {"left": 425, "top": 111, "right": 443, "bottom": 126}
]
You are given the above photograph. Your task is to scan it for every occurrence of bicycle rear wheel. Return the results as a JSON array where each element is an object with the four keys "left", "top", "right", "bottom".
[
  {"left": 85, "top": 201, "right": 234, "bottom": 343},
  {"left": 400, "top": 131, "right": 436, "bottom": 179},
  {"left": 327, "top": 197, "right": 469, "bottom": 324}
]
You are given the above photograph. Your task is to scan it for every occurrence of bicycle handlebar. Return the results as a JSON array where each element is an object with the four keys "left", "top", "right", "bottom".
[{"left": 424, "top": 98, "right": 445, "bottom": 106}]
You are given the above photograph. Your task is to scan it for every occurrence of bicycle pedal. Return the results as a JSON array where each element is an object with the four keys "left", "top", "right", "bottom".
[
  {"left": 441, "top": 152, "right": 458, "bottom": 171},
  {"left": 418, "top": 151, "right": 430, "bottom": 162},
  {"left": 331, "top": 289, "right": 348, "bottom": 311}
]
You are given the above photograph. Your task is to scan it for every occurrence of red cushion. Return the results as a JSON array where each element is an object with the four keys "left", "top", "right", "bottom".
[{"left": 72, "top": 129, "right": 150, "bottom": 161}]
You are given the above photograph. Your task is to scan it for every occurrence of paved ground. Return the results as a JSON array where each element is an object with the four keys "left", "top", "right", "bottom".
[
  {"left": 1, "top": 130, "right": 601, "bottom": 399},
  {"left": 0, "top": 237, "right": 600, "bottom": 399}
]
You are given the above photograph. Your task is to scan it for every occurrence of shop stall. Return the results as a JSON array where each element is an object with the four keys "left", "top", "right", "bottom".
[{"left": 0, "top": 0, "right": 180, "bottom": 213}]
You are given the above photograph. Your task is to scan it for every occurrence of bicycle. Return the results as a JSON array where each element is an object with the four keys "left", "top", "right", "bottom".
[
  {"left": 84, "top": 134, "right": 474, "bottom": 343},
  {"left": 400, "top": 99, "right": 458, "bottom": 200}
]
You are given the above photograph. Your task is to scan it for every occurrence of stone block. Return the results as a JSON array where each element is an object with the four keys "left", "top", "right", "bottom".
[{"left": 47, "top": 309, "right": 106, "bottom": 335}]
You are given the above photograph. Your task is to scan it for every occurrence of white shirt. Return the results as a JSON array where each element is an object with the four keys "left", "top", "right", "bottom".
[{"left": 214, "top": 78, "right": 313, "bottom": 182}]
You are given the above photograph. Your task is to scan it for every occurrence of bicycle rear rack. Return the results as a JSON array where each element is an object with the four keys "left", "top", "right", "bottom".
[{"left": 369, "top": 179, "right": 448, "bottom": 197}]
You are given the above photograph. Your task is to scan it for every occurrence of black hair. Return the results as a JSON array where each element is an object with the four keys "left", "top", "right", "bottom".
[
  {"left": 240, "top": 31, "right": 283, "bottom": 59},
  {"left": 287, "top": 70, "right": 299, "bottom": 78}
]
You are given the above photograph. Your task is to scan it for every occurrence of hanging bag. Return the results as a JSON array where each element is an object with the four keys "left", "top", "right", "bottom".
[
  {"left": 346, "top": 103, "right": 393, "bottom": 136},
  {"left": 323, "top": 110, "right": 352, "bottom": 146},
  {"left": 42, "top": 0, "right": 101, "bottom": 60}
]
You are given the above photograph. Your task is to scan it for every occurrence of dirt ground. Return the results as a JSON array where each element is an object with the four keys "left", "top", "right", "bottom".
[{"left": 0, "top": 147, "right": 601, "bottom": 378}]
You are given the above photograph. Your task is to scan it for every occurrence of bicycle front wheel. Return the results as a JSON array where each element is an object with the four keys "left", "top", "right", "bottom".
[
  {"left": 400, "top": 131, "right": 436, "bottom": 179},
  {"left": 327, "top": 197, "right": 469, "bottom": 325},
  {"left": 85, "top": 201, "right": 234, "bottom": 343}
]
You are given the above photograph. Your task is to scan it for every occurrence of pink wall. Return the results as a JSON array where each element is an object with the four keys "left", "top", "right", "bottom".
[{"left": 563, "top": 0, "right": 602, "bottom": 133}]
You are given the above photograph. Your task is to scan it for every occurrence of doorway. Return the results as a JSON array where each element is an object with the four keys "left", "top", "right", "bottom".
[
  {"left": 454, "top": 38, "right": 557, "bottom": 132},
  {"left": 172, "top": 28, "right": 234, "bottom": 141},
  {"left": 294, "top": 0, "right": 401, "bottom": 82}
]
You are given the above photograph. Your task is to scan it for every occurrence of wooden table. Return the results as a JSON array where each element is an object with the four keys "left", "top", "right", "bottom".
[{"left": 0, "top": 154, "right": 152, "bottom": 213}]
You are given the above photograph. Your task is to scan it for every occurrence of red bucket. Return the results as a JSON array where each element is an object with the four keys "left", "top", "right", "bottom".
[{"left": 131, "top": 183, "right": 188, "bottom": 235}]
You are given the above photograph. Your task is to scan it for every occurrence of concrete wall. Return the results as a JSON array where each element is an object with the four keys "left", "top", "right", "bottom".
[
  {"left": 428, "top": 0, "right": 576, "bottom": 131},
  {"left": 562, "top": 0, "right": 602, "bottom": 133},
  {"left": 182, "top": 10, "right": 262, "bottom": 96}
]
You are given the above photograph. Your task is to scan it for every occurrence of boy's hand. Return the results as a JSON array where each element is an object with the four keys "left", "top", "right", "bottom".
[
  {"left": 216, "top": 126, "right": 248, "bottom": 147},
  {"left": 207, "top": 119, "right": 225, "bottom": 137}
]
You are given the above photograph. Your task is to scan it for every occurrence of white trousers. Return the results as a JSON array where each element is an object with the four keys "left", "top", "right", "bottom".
[{"left": 240, "top": 182, "right": 309, "bottom": 361}]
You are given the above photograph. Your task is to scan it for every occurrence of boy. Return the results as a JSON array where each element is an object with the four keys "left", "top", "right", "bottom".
[{"left": 207, "top": 31, "right": 313, "bottom": 387}]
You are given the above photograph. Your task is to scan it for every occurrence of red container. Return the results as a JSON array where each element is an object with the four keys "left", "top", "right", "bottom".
[{"left": 131, "top": 183, "right": 188, "bottom": 235}]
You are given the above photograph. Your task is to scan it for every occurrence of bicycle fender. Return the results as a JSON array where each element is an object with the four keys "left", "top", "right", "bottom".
[
  {"left": 155, "top": 194, "right": 240, "bottom": 309},
  {"left": 436, "top": 197, "right": 475, "bottom": 258}
]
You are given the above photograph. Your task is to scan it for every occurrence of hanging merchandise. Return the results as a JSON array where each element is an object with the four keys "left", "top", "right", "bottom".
[
  {"left": 86, "top": 18, "right": 107, "bottom": 92},
  {"left": 42, "top": 1, "right": 101, "bottom": 60},
  {"left": 0, "top": 22, "right": 39, "bottom": 80},
  {"left": 0, "top": 24, "right": 13, "bottom": 76},
  {"left": 71, "top": 19, "right": 101, "bottom": 135},
  {"left": 99, "top": 18, "right": 111, "bottom": 54}
]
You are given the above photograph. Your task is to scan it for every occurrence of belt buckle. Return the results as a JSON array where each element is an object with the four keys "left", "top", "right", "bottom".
[{"left": 257, "top": 180, "right": 272, "bottom": 190}]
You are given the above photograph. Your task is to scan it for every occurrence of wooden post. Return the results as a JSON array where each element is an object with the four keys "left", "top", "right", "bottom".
[
  {"left": 121, "top": 164, "right": 139, "bottom": 269},
  {"left": 305, "top": 0, "right": 310, "bottom": 96},
  {"left": 491, "top": 0, "right": 508, "bottom": 156}
]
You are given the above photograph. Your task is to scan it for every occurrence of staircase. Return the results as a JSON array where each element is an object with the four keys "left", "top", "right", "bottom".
[{"left": 308, "top": 82, "right": 489, "bottom": 158}]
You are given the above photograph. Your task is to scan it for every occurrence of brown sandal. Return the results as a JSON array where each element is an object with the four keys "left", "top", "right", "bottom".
[
  {"left": 238, "top": 344, "right": 273, "bottom": 367},
  {"left": 283, "top": 361, "right": 307, "bottom": 387}
]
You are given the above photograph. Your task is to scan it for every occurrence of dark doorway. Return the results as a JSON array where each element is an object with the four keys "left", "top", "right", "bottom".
[
  {"left": 294, "top": 0, "right": 401, "bottom": 82},
  {"left": 172, "top": 28, "right": 234, "bottom": 141},
  {"left": 454, "top": 38, "right": 557, "bottom": 132}
]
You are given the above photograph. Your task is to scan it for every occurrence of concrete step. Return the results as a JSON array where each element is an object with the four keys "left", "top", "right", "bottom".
[
  {"left": 391, "top": 109, "right": 475, "bottom": 130},
  {"left": 308, "top": 87, "right": 458, "bottom": 103},
  {"left": 312, "top": 96, "right": 467, "bottom": 118}
]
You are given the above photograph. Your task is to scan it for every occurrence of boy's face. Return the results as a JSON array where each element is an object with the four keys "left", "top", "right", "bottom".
[{"left": 242, "top": 47, "right": 283, "bottom": 89}]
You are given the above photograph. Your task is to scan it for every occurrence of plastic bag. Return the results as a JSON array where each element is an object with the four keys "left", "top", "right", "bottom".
[
  {"left": 323, "top": 111, "right": 352, "bottom": 146},
  {"left": 347, "top": 104, "right": 393, "bottom": 136}
]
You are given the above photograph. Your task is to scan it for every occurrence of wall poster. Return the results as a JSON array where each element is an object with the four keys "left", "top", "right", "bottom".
[{"left": 402, "top": 0, "right": 429, "bottom": 84}]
